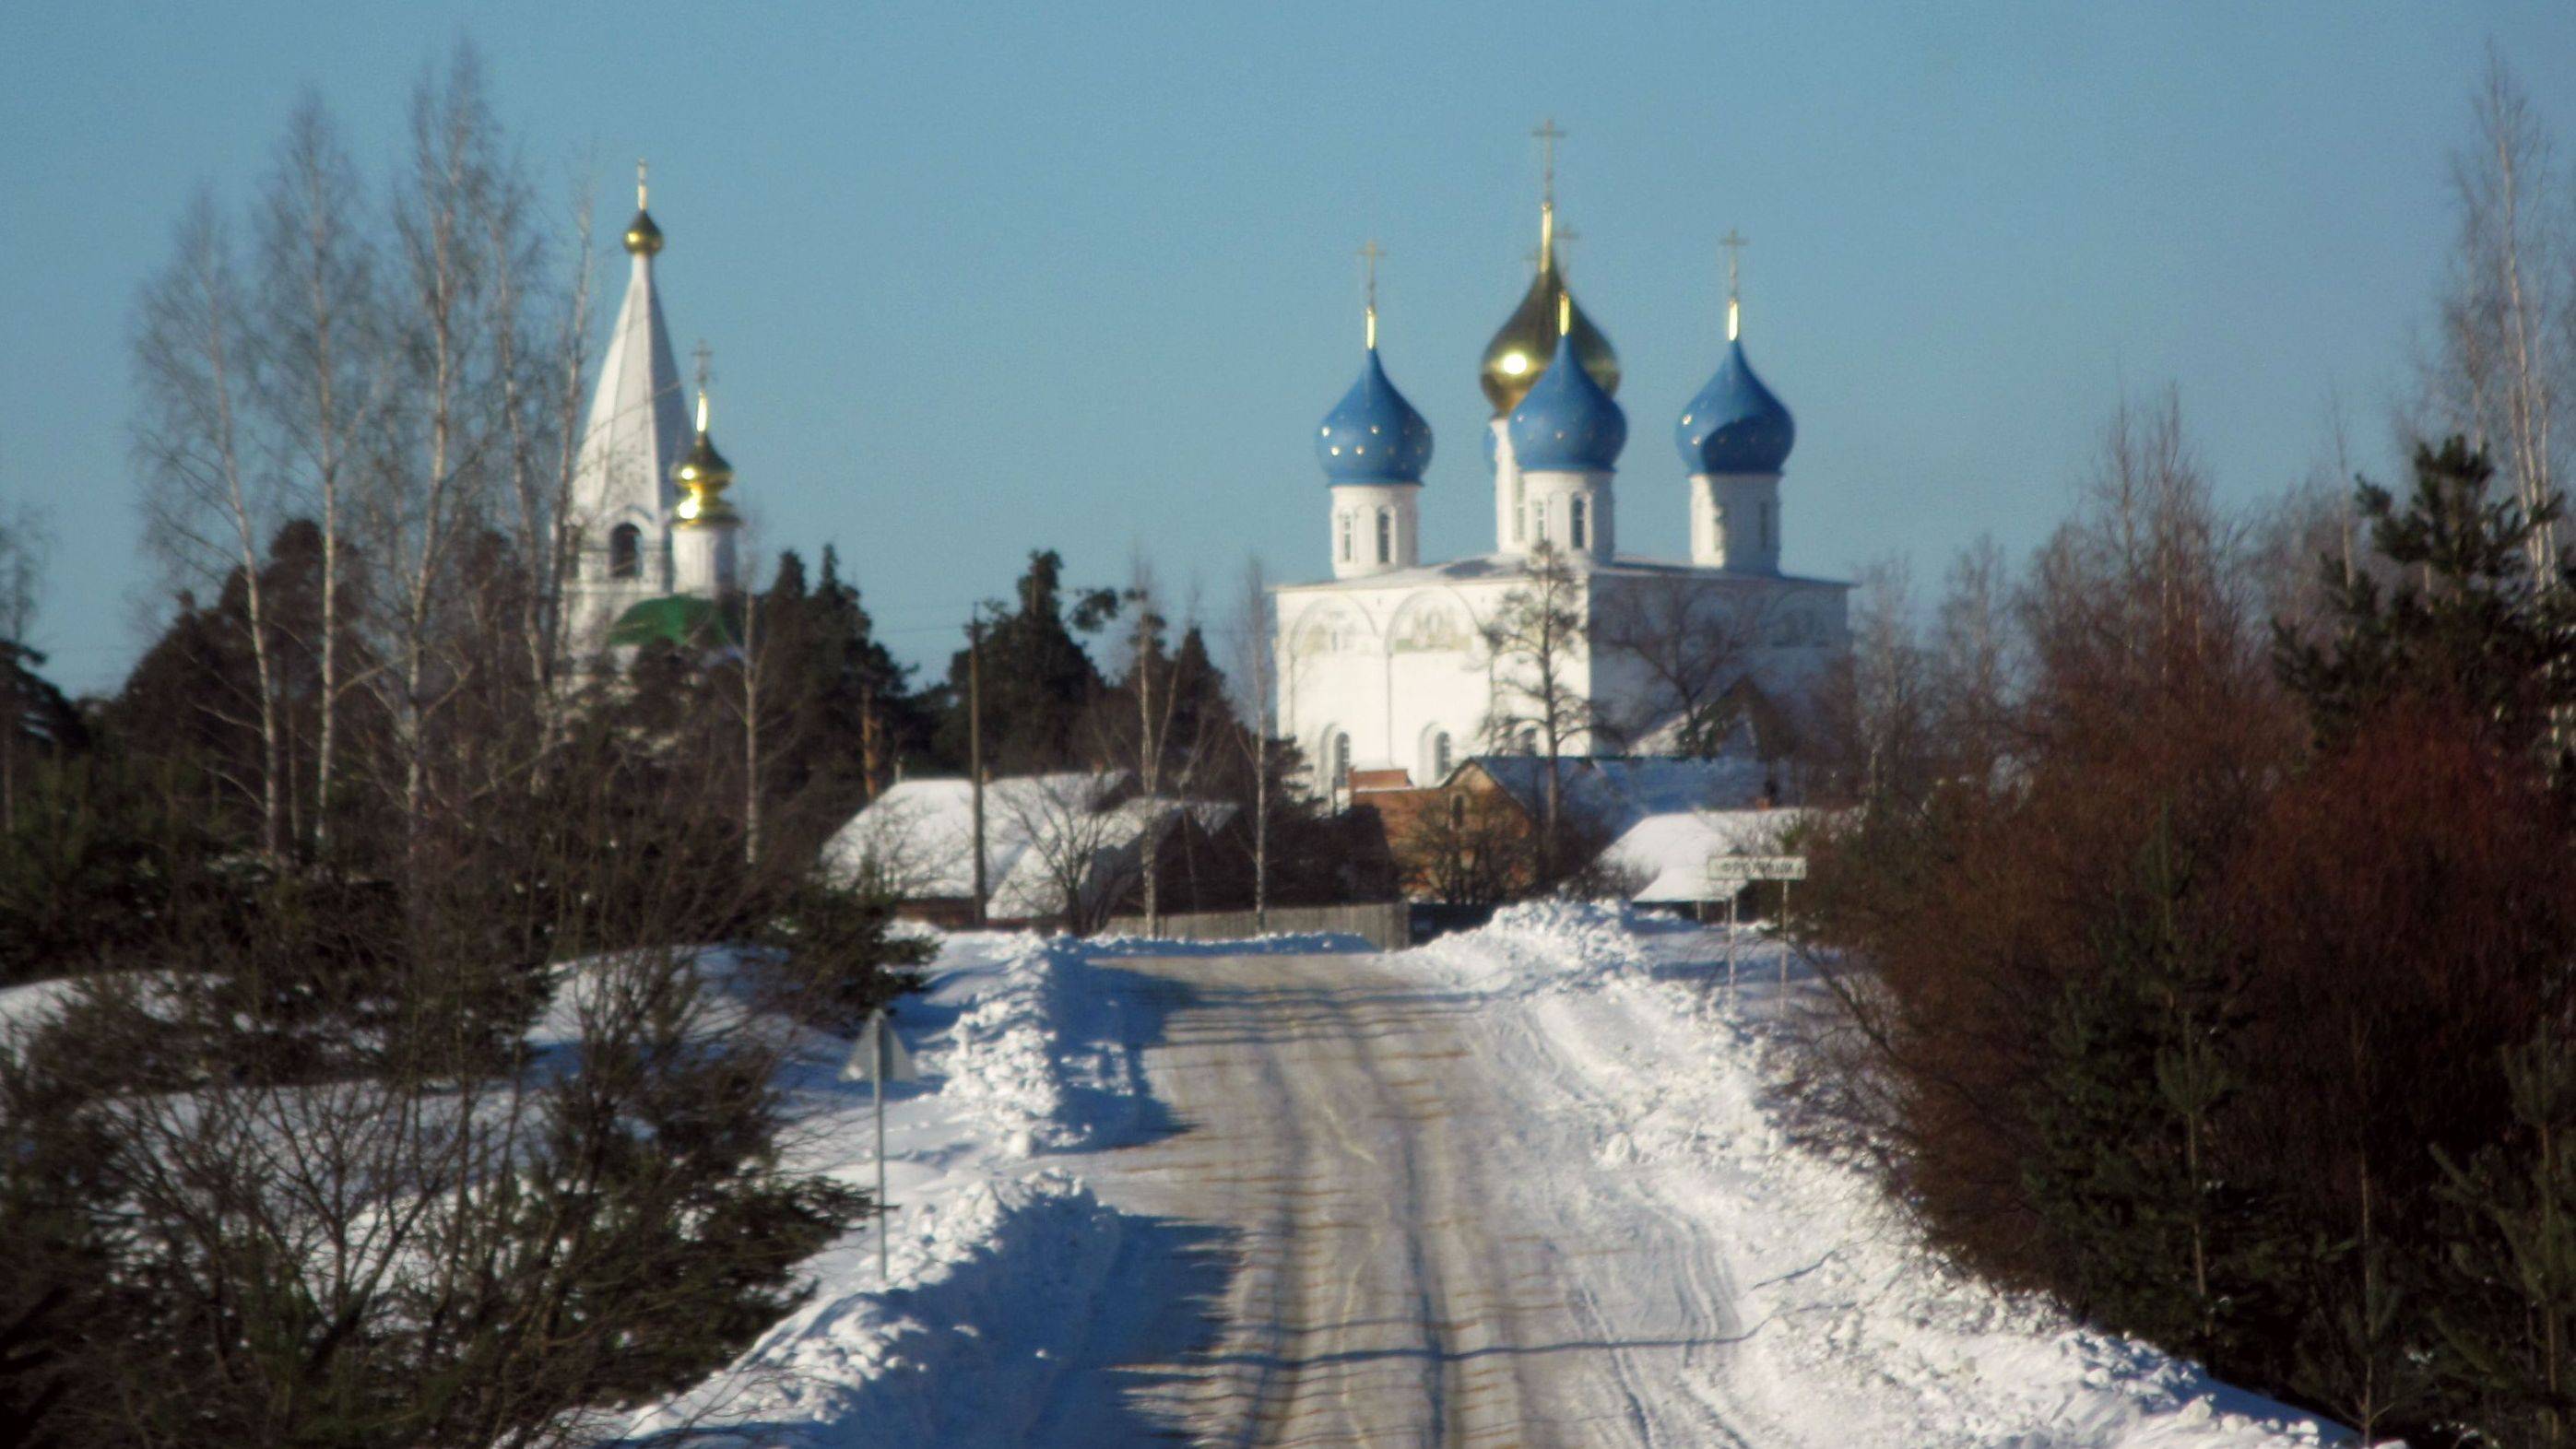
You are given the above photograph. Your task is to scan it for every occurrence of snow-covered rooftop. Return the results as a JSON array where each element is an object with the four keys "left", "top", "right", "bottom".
[
  {"left": 1606, "top": 808, "right": 1809, "bottom": 903},
  {"left": 1467, "top": 753, "right": 1773, "bottom": 834},
  {"left": 821, "top": 772, "right": 1234, "bottom": 920}
]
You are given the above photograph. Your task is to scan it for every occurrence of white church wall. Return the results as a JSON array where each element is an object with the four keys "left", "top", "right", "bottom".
[
  {"left": 1276, "top": 565, "right": 1852, "bottom": 797},
  {"left": 1276, "top": 583, "right": 1500, "bottom": 788}
]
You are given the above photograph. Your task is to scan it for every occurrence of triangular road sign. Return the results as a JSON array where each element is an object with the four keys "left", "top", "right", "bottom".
[{"left": 843, "top": 1007, "right": 919, "bottom": 1085}]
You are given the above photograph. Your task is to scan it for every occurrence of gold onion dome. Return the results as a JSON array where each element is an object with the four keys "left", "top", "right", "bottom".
[
  {"left": 1481, "top": 243, "right": 1617, "bottom": 416},
  {"left": 674, "top": 390, "right": 736, "bottom": 524},
  {"left": 623, "top": 207, "right": 664, "bottom": 255},
  {"left": 623, "top": 159, "right": 664, "bottom": 255}
]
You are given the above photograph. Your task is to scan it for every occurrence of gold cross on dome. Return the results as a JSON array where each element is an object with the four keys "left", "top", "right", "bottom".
[
  {"left": 1719, "top": 228, "right": 1747, "bottom": 300},
  {"left": 691, "top": 339, "right": 713, "bottom": 395},
  {"left": 1533, "top": 116, "right": 1566, "bottom": 206},
  {"left": 1526, "top": 224, "right": 1579, "bottom": 269},
  {"left": 1719, "top": 228, "right": 1748, "bottom": 340},
  {"left": 636, "top": 158, "right": 649, "bottom": 210},
  {"left": 1357, "top": 239, "right": 1386, "bottom": 348}
]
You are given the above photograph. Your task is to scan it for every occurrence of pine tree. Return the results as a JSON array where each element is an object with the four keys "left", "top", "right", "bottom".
[
  {"left": 939, "top": 548, "right": 1117, "bottom": 771},
  {"left": 2434, "top": 1037, "right": 2576, "bottom": 1448},
  {"left": 755, "top": 547, "right": 923, "bottom": 832},
  {"left": 2277, "top": 436, "right": 2576, "bottom": 788},
  {"left": 2019, "top": 816, "right": 2279, "bottom": 1364}
]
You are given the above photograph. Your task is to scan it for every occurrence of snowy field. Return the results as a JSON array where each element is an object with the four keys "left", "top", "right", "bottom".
[{"left": 571, "top": 908, "right": 2338, "bottom": 1445}]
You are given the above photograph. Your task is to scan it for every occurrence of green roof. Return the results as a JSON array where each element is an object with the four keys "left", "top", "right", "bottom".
[{"left": 607, "top": 595, "right": 736, "bottom": 650}]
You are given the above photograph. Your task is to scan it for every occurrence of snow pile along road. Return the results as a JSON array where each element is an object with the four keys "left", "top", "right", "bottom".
[
  {"left": 1417, "top": 901, "right": 2335, "bottom": 1448},
  {"left": 933, "top": 935, "right": 1092, "bottom": 1157},
  {"left": 614, "top": 931, "right": 1159, "bottom": 1447},
  {"left": 620, "top": 1170, "right": 1130, "bottom": 1446}
]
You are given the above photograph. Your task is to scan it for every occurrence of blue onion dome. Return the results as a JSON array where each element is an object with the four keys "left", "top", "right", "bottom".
[
  {"left": 1507, "top": 331, "right": 1627, "bottom": 471},
  {"left": 1676, "top": 339, "right": 1795, "bottom": 475},
  {"left": 1317, "top": 346, "right": 1434, "bottom": 485}
]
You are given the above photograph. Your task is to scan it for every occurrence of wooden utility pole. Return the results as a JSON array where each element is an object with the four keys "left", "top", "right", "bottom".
[{"left": 968, "top": 608, "right": 988, "bottom": 927}]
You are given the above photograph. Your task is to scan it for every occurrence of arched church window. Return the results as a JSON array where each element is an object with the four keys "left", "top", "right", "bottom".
[
  {"left": 1713, "top": 507, "right": 1728, "bottom": 560},
  {"left": 1376, "top": 509, "right": 1392, "bottom": 564},
  {"left": 1323, "top": 729, "right": 1353, "bottom": 804},
  {"left": 609, "top": 523, "right": 642, "bottom": 580},
  {"left": 1339, "top": 512, "right": 1354, "bottom": 564},
  {"left": 1512, "top": 476, "right": 1527, "bottom": 544},
  {"left": 1448, "top": 794, "right": 1466, "bottom": 829},
  {"left": 1570, "top": 496, "right": 1589, "bottom": 549},
  {"left": 1434, "top": 731, "right": 1455, "bottom": 781}
]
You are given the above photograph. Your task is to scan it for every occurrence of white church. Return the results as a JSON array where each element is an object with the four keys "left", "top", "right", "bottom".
[
  {"left": 560, "top": 170, "right": 745, "bottom": 663},
  {"left": 1272, "top": 160, "right": 1851, "bottom": 797}
]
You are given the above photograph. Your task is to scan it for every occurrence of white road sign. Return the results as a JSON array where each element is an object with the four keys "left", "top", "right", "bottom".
[
  {"left": 844, "top": 1008, "right": 920, "bottom": 1085},
  {"left": 1706, "top": 854, "right": 1808, "bottom": 882}
]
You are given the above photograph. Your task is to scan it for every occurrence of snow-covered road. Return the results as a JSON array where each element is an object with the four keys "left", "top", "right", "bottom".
[
  {"left": 1074, "top": 948, "right": 1770, "bottom": 1445},
  {"left": 618, "top": 909, "right": 2337, "bottom": 1447}
]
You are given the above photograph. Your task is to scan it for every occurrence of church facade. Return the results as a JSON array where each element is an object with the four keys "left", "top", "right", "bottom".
[
  {"left": 560, "top": 171, "right": 745, "bottom": 664},
  {"left": 1273, "top": 179, "right": 1849, "bottom": 797}
]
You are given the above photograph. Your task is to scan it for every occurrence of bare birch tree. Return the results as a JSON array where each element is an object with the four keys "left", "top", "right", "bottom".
[
  {"left": 1479, "top": 542, "right": 1591, "bottom": 878},
  {"left": 1833, "top": 559, "right": 1932, "bottom": 808},
  {"left": 253, "top": 92, "right": 375, "bottom": 852},
  {"left": 996, "top": 772, "right": 1135, "bottom": 934},
  {"left": 1121, "top": 560, "right": 1173, "bottom": 934},
  {"left": 0, "top": 504, "right": 50, "bottom": 832},
  {"left": 484, "top": 158, "right": 596, "bottom": 752},
  {"left": 1113, "top": 558, "right": 1216, "bottom": 934},
  {"left": 363, "top": 48, "right": 513, "bottom": 847},
  {"left": 1230, "top": 556, "right": 1277, "bottom": 929},
  {"left": 1592, "top": 572, "right": 1765, "bottom": 754},
  {"left": 136, "top": 193, "right": 288, "bottom": 861},
  {"left": 0, "top": 505, "right": 44, "bottom": 650},
  {"left": 2431, "top": 50, "right": 2572, "bottom": 579}
]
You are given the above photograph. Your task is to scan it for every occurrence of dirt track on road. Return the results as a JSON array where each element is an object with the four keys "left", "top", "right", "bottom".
[{"left": 1070, "top": 951, "right": 1763, "bottom": 1448}]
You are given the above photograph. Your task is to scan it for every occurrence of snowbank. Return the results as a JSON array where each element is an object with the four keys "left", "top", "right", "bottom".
[
  {"left": 620, "top": 1171, "right": 1129, "bottom": 1447},
  {"left": 612, "top": 929, "right": 1159, "bottom": 1444},
  {"left": 934, "top": 937, "right": 1088, "bottom": 1157},
  {"left": 0, "top": 975, "right": 83, "bottom": 1045},
  {"left": 1411, "top": 897, "right": 1660, "bottom": 994},
  {"left": 1418, "top": 901, "right": 2334, "bottom": 1448}
]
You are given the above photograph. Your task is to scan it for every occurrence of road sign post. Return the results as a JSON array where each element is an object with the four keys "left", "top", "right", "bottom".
[
  {"left": 843, "top": 1007, "right": 919, "bottom": 1281},
  {"left": 1705, "top": 855, "right": 1809, "bottom": 996}
]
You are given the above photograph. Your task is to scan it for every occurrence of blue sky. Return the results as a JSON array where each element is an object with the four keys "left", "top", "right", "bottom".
[{"left": 6, "top": 3, "right": 2573, "bottom": 694}]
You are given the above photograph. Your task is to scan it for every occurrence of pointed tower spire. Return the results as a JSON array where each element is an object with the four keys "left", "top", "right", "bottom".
[{"left": 561, "top": 163, "right": 691, "bottom": 655}]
